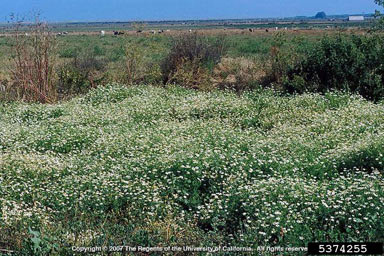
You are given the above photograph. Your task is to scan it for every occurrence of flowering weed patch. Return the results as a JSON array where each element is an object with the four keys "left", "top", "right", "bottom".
[{"left": 0, "top": 84, "right": 383, "bottom": 254}]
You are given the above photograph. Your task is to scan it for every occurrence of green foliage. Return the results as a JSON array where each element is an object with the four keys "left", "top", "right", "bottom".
[
  {"left": 58, "top": 47, "right": 79, "bottom": 58},
  {"left": 109, "top": 46, "right": 126, "bottom": 62},
  {"left": 118, "top": 41, "right": 162, "bottom": 85},
  {"left": 18, "top": 107, "right": 65, "bottom": 124},
  {"left": 262, "top": 32, "right": 306, "bottom": 86},
  {"left": 233, "top": 37, "right": 270, "bottom": 56},
  {"left": 57, "top": 54, "right": 107, "bottom": 98},
  {"left": 93, "top": 45, "right": 105, "bottom": 56},
  {"left": 283, "top": 34, "right": 384, "bottom": 101},
  {"left": 82, "top": 83, "right": 139, "bottom": 105},
  {"left": 1, "top": 85, "right": 384, "bottom": 253},
  {"left": 374, "top": 0, "right": 384, "bottom": 29},
  {"left": 23, "top": 228, "right": 58, "bottom": 255}
]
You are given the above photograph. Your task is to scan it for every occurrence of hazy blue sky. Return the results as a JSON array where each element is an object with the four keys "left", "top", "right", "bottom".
[{"left": 1, "top": 0, "right": 381, "bottom": 22}]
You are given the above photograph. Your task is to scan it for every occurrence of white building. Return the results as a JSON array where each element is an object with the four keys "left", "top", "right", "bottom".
[{"left": 348, "top": 16, "right": 364, "bottom": 21}]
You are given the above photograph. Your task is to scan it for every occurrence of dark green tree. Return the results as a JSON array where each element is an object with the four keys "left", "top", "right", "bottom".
[
  {"left": 373, "top": 0, "right": 384, "bottom": 29},
  {"left": 315, "top": 12, "right": 327, "bottom": 19}
]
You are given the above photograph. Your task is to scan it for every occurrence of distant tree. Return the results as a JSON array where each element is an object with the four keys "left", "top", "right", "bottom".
[
  {"left": 374, "top": 0, "right": 383, "bottom": 15},
  {"left": 375, "top": 0, "right": 384, "bottom": 7},
  {"left": 315, "top": 12, "right": 327, "bottom": 19},
  {"left": 374, "top": 0, "right": 384, "bottom": 28}
]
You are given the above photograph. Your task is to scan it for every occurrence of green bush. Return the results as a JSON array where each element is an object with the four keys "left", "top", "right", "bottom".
[
  {"left": 259, "top": 33, "right": 312, "bottom": 87},
  {"left": 109, "top": 46, "right": 126, "bottom": 62},
  {"left": 93, "top": 45, "right": 105, "bottom": 56},
  {"left": 283, "top": 34, "right": 384, "bottom": 101},
  {"left": 59, "top": 47, "right": 79, "bottom": 58},
  {"left": 57, "top": 54, "right": 107, "bottom": 98}
]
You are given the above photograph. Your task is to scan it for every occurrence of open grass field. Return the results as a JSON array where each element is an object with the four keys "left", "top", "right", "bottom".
[{"left": 0, "top": 84, "right": 384, "bottom": 254}]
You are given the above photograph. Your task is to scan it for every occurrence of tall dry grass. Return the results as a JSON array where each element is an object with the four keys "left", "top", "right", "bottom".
[
  {"left": 161, "top": 32, "right": 226, "bottom": 86},
  {"left": 9, "top": 17, "right": 57, "bottom": 103}
]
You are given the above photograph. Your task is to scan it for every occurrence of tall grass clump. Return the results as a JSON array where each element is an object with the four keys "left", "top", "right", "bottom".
[
  {"left": 161, "top": 33, "right": 226, "bottom": 89},
  {"left": 9, "top": 16, "right": 57, "bottom": 103},
  {"left": 283, "top": 34, "right": 384, "bottom": 101}
]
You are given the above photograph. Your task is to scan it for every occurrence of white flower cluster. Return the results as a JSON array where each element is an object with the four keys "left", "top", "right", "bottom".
[{"left": 0, "top": 84, "right": 383, "bottom": 247}]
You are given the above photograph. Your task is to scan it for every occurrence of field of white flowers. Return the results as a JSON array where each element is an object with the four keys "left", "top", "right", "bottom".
[{"left": 0, "top": 84, "right": 383, "bottom": 255}]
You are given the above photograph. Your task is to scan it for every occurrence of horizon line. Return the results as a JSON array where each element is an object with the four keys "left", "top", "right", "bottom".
[{"left": 1, "top": 11, "right": 377, "bottom": 24}]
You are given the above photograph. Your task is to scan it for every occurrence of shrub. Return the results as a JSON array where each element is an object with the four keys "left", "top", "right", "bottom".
[
  {"left": 161, "top": 33, "right": 226, "bottom": 85},
  {"left": 167, "top": 58, "right": 213, "bottom": 91},
  {"left": 121, "top": 42, "right": 162, "bottom": 85},
  {"left": 283, "top": 34, "right": 384, "bottom": 101},
  {"left": 9, "top": 16, "right": 57, "bottom": 103},
  {"left": 57, "top": 53, "right": 107, "bottom": 98},
  {"left": 123, "top": 42, "right": 145, "bottom": 84},
  {"left": 108, "top": 41, "right": 163, "bottom": 85},
  {"left": 262, "top": 32, "right": 305, "bottom": 87}
]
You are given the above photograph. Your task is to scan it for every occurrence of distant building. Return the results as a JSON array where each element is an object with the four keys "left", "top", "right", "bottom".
[{"left": 348, "top": 16, "right": 365, "bottom": 21}]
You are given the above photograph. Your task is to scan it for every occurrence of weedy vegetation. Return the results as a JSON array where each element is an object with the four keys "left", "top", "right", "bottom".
[
  {"left": 7, "top": 17, "right": 57, "bottom": 104},
  {"left": 0, "top": 85, "right": 384, "bottom": 254}
]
